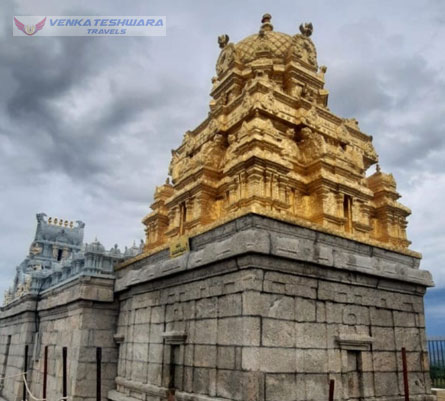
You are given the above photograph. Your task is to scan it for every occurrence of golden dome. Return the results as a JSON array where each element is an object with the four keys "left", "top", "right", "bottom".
[
  {"left": 216, "top": 14, "right": 318, "bottom": 76},
  {"left": 235, "top": 31, "right": 294, "bottom": 64}
]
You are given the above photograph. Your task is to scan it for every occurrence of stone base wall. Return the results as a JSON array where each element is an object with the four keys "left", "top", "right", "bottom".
[
  {"left": 111, "top": 214, "right": 435, "bottom": 401},
  {"left": 0, "top": 300, "right": 36, "bottom": 401},
  {"left": 0, "top": 277, "right": 118, "bottom": 401},
  {"left": 0, "top": 214, "right": 436, "bottom": 401}
]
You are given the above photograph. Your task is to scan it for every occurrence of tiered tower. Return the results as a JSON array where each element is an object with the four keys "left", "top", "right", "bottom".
[{"left": 143, "top": 14, "right": 411, "bottom": 255}]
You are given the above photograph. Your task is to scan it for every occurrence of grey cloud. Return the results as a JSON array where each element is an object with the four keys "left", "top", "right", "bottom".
[
  {"left": 325, "top": 35, "right": 445, "bottom": 176},
  {"left": 328, "top": 66, "right": 393, "bottom": 118}
]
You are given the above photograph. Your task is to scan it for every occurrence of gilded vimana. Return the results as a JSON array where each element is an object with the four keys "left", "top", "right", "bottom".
[
  {"left": 0, "top": 13, "right": 435, "bottom": 401},
  {"left": 141, "top": 14, "right": 413, "bottom": 259}
]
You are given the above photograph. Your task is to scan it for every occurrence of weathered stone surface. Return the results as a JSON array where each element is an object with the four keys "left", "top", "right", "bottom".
[
  {"left": 262, "top": 319, "right": 295, "bottom": 347},
  {"left": 242, "top": 348, "right": 296, "bottom": 372},
  {"left": 194, "top": 345, "right": 217, "bottom": 368},
  {"left": 374, "top": 372, "right": 399, "bottom": 397},
  {"left": 295, "top": 298, "right": 316, "bottom": 322},
  {"left": 373, "top": 351, "right": 397, "bottom": 371},
  {"left": 194, "top": 319, "right": 217, "bottom": 344},
  {"left": 265, "top": 373, "right": 296, "bottom": 401},
  {"left": 217, "top": 317, "right": 260, "bottom": 346},
  {"left": 218, "top": 294, "right": 242, "bottom": 317},
  {"left": 295, "top": 322, "right": 328, "bottom": 349},
  {"left": 296, "top": 349, "right": 328, "bottom": 373},
  {"left": 243, "top": 291, "right": 294, "bottom": 319}
]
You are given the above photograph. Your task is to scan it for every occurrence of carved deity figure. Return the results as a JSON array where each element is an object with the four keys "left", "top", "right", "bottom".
[
  {"left": 259, "top": 91, "right": 275, "bottom": 111},
  {"left": 281, "top": 128, "right": 301, "bottom": 162},
  {"left": 290, "top": 24, "right": 318, "bottom": 68},
  {"left": 3, "top": 289, "right": 12, "bottom": 305},
  {"left": 324, "top": 191, "right": 338, "bottom": 216},
  {"left": 298, "top": 127, "right": 326, "bottom": 163},
  {"left": 216, "top": 35, "right": 236, "bottom": 76},
  {"left": 199, "top": 133, "right": 226, "bottom": 169},
  {"left": 302, "top": 107, "right": 321, "bottom": 129}
]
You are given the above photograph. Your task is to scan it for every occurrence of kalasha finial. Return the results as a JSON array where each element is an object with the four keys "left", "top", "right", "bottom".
[
  {"left": 260, "top": 13, "right": 273, "bottom": 32},
  {"left": 218, "top": 34, "right": 229, "bottom": 49},
  {"left": 299, "top": 22, "right": 313, "bottom": 37},
  {"left": 376, "top": 164, "right": 381, "bottom": 173}
]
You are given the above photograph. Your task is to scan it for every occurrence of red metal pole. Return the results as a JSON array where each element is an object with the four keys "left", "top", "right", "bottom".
[
  {"left": 329, "top": 379, "right": 335, "bottom": 401},
  {"left": 62, "top": 347, "right": 67, "bottom": 399},
  {"left": 23, "top": 345, "right": 28, "bottom": 401},
  {"left": 96, "top": 347, "right": 102, "bottom": 401},
  {"left": 402, "top": 347, "right": 410, "bottom": 401},
  {"left": 43, "top": 346, "right": 48, "bottom": 400}
]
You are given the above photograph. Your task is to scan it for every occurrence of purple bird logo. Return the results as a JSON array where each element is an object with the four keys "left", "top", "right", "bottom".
[{"left": 14, "top": 17, "right": 46, "bottom": 36}]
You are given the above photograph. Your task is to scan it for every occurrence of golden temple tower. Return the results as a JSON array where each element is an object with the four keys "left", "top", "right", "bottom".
[{"left": 142, "top": 14, "right": 412, "bottom": 255}]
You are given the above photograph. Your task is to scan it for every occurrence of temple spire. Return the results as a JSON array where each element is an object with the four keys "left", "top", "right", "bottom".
[{"left": 143, "top": 14, "right": 412, "bottom": 254}]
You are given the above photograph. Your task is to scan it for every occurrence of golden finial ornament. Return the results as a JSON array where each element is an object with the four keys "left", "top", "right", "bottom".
[
  {"left": 218, "top": 34, "right": 229, "bottom": 49},
  {"left": 260, "top": 13, "right": 273, "bottom": 32},
  {"left": 299, "top": 22, "right": 313, "bottom": 37}
]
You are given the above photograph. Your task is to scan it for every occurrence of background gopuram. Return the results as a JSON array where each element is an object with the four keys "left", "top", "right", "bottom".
[{"left": 113, "top": 14, "right": 435, "bottom": 401}]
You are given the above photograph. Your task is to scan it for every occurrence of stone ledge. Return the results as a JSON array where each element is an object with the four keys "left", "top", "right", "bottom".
[
  {"left": 115, "top": 215, "right": 433, "bottom": 293},
  {"left": 0, "top": 295, "right": 37, "bottom": 319},
  {"left": 108, "top": 390, "right": 141, "bottom": 401},
  {"left": 336, "top": 334, "right": 374, "bottom": 351},
  {"left": 109, "top": 384, "right": 230, "bottom": 401},
  {"left": 175, "top": 390, "right": 229, "bottom": 401},
  {"left": 113, "top": 333, "right": 125, "bottom": 344},
  {"left": 433, "top": 388, "right": 445, "bottom": 401},
  {"left": 37, "top": 276, "right": 115, "bottom": 311},
  {"left": 114, "top": 376, "right": 168, "bottom": 398},
  {"left": 163, "top": 330, "right": 187, "bottom": 344},
  {"left": 118, "top": 207, "right": 423, "bottom": 270},
  {"left": 363, "top": 397, "right": 435, "bottom": 401},
  {"left": 109, "top": 383, "right": 435, "bottom": 401}
]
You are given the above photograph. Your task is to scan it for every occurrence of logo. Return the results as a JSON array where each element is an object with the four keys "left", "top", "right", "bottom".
[
  {"left": 13, "top": 16, "right": 166, "bottom": 37},
  {"left": 14, "top": 16, "right": 46, "bottom": 36}
]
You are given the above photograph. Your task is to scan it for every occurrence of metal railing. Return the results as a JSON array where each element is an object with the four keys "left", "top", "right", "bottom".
[{"left": 428, "top": 337, "right": 445, "bottom": 388}]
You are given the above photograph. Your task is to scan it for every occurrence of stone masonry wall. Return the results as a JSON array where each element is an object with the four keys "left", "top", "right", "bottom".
[
  {"left": 0, "top": 299, "right": 36, "bottom": 401},
  {"left": 110, "top": 214, "right": 435, "bottom": 401},
  {"left": 111, "top": 261, "right": 432, "bottom": 401},
  {"left": 0, "top": 277, "right": 118, "bottom": 401}
]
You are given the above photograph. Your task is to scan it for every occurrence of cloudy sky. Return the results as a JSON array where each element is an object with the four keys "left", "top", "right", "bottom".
[{"left": 1, "top": 0, "right": 444, "bottom": 334}]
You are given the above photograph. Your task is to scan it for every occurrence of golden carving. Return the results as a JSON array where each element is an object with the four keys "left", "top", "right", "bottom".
[
  {"left": 290, "top": 32, "right": 318, "bottom": 68},
  {"left": 141, "top": 14, "right": 413, "bottom": 256},
  {"left": 216, "top": 43, "right": 236, "bottom": 76}
]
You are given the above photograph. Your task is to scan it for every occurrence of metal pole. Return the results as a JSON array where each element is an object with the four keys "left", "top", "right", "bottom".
[
  {"left": 328, "top": 379, "right": 335, "bottom": 401},
  {"left": 43, "top": 346, "right": 48, "bottom": 400},
  {"left": 402, "top": 347, "right": 410, "bottom": 401},
  {"left": 439, "top": 341, "right": 445, "bottom": 368},
  {"left": 62, "top": 347, "right": 67, "bottom": 399},
  {"left": 23, "top": 345, "right": 28, "bottom": 401},
  {"left": 167, "top": 345, "right": 177, "bottom": 401},
  {"left": 96, "top": 347, "right": 102, "bottom": 401}
]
